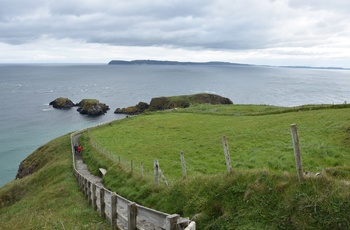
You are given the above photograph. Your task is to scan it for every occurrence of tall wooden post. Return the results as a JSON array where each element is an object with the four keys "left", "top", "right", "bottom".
[
  {"left": 127, "top": 202, "right": 137, "bottom": 230},
  {"left": 291, "top": 124, "right": 303, "bottom": 182},
  {"left": 87, "top": 181, "right": 92, "bottom": 204},
  {"left": 111, "top": 193, "right": 117, "bottom": 230},
  {"left": 165, "top": 214, "right": 180, "bottom": 230},
  {"left": 92, "top": 183, "right": 97, "bottom": 210},
  {"left": 99, "top": 187, "right": 105, "bottom": 218},
  {"left": 180, "top": 151, "right": 187, "bottom": 178},
  {"left": 222, "top": 136, "right": 233, "bottom": 174}
]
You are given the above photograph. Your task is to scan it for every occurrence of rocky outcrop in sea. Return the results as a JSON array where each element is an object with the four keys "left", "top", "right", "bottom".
[
  {"left": 50, "top": 97, "right": 109, "bottom": 116},
  {"left": 49, "top": 97, "right": 75, "bottom": 109},
  {"left": 76, "top": 99, "right": 110, "bottom": 116}
]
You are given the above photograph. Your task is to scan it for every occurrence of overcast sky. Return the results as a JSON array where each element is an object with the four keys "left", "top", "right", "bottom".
[{"left": 1, "top": 0, "right": 350, "bottom": 67}]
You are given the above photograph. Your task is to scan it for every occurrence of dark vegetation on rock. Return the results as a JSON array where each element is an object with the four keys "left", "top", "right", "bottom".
[
  {"left": 49, "top": 97, "right": 75, "bottom": 109},
  {"left": 114, "top": 102, "right": 149, "bottom": 115},
  {"left": 115, "top": 93, "right": 233, "bottom": 114},
  {"left": 76, "top": 99, "right": 110, "bottom": 116}
]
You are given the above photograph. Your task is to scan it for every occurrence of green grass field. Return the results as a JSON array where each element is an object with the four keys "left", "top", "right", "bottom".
[
  {"left": 78, "top": 104, "right": 350, "bottom": 229},
  {"left": 86, "top": 104, "right": 350, "bottom": 180}
]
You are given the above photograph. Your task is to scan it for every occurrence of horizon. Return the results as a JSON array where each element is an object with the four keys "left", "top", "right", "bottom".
[{"left": 0, "top": 59, "right": 349, "bottom": 70}]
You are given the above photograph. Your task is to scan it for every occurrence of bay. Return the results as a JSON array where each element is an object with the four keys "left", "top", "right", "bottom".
[{"left": 1, "top": 63, "right": 350, "bottom": 187}]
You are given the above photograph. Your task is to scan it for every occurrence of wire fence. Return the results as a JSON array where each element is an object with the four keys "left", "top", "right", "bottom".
[{"left": 86, "top": 123, "right": 350, "bottom": 185}]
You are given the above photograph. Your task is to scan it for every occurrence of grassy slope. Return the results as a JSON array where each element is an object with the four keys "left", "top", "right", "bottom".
[
  {"left": 2, "top": 104, "right": 350, "bottom": 229},
  {"left": 81, "top": 104, "right": 350, "bottom": 229},
  {"left": 0, "top": 134, "right": 109, "bottom": 230}
]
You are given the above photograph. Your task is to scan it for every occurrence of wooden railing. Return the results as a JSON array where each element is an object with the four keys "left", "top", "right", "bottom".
[{"left": 70, "top": 125, "right": 196, "bottom": 230}]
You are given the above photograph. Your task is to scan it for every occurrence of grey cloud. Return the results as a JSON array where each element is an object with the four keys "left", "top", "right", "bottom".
[{"left": 0, "top": 0, "right": 349, "bottom": 53}]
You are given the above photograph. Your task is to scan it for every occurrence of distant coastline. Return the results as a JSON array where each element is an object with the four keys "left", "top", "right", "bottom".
[
  {"left": 108, "top": 59, "right": 349, "bottom": 70},
  {"left": 108, "top": 60, "right": 254, "bottom": 67}
]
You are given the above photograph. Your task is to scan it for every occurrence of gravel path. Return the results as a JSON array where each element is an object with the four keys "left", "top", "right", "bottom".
[{"left": 72, "top": 134, "right": 162, "bottom": 230}]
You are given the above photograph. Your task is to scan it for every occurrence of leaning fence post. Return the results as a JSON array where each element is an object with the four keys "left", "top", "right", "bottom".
[
  {"left": 180, "top": 151, "right": 187, "bottom": 178},
  {"left": 154, "top": 160, "right": 159, "bottom": 186},
  {"left": 159, "top": 167, "right": 169, "bottom": 188},
  {"left": 290, "top": 124, "right": 303, "bottom": 182},
  {"left": 127, "top": 202, "right": 137, "bottom": 230},
  {"left": 222, "top": 136, "right": 233, "bottom": 174}
]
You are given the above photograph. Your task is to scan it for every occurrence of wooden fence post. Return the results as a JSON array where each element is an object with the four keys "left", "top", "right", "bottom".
[
  {"left": 154, "top": 160, "right": 159, "bottom": 186},
  {"left": 92, "top": 183, "right": 97, "bottom": 210},
  {"left": 140, "top": 162, "right": 144, "bottom": 176},
  {"left": 127, "top": 202, "right": 137, "bottom": 230},
  {"left": 165, "top": 214, "right": 180, "bottom": 230},
  {"left": 88, "top": 181, "right": 92, "bottom": 204},
  {"left": 99, "top": 187, "right": 105, "bottom": 218},
  {"left": 222, "top": 136, "right": 233, "bottom": 174},
  {"left": 290, "top": 124, "right": 303, "bottom": 182},
  {"left": 84, "top": 178, "right": 88, "bottom": 197},
  {"left": 111, "top": 192, "right": 117, "bottom": 230},
  {"left": 180, "top": 151, "right": 187, "bottom": 178}
]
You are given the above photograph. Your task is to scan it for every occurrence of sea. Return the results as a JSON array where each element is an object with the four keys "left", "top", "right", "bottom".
[{"left": 1, "top": 63, "right": 350, "bottom": 187}]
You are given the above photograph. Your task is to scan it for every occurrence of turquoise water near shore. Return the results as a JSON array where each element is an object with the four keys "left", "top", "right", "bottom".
[{"left": 1, "top": 63, "right": 350, "bottom": 187}]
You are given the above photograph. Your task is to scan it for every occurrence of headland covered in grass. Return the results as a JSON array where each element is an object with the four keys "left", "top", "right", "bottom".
[
  {"left": 0, "top": 134, "right": 110, "bottom": 229},
  {"left": 2, "top": 102, "right": 350, "bottom": 229}
]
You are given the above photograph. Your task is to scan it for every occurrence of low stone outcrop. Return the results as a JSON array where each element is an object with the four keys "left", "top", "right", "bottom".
[
  {"left": 114, "top": 102, "right": 149, "bottom": 115},
  {"left": 77, "top": 99, "right": 110, "bottom": 116},
  {"left": 49, "top": 97, "right": 75, "bottom": 109}
]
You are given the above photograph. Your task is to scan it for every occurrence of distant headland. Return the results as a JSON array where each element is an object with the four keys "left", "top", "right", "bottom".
[
  {"left": 108, "top": 59, "right": 253, "bottom": 67},
  {"left": 108, "top": 59, "right": 348, "bottom": 70}
]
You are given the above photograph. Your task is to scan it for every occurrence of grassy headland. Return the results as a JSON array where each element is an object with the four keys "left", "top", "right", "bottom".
[
  {"left": 2, "top": 103, "right": 350, "bottom": 229},
  {"left": 0, "top": 134, "right": 109, "bottom": 229}
]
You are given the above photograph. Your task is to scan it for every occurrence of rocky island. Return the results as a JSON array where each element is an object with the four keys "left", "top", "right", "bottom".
[
  {"left": 49, "top": 98, "right": 109, "bottom": 116},
  {"left": 76, "top": 99, "right": 110, "bottom": 116},
  {"left": 49, "top": 97, "right": 75, "bottom": 109}
]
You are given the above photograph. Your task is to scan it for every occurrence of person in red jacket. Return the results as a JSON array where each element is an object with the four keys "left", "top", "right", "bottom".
[{"left": 77, "top": 145, "right": 82, "bottom": 155}]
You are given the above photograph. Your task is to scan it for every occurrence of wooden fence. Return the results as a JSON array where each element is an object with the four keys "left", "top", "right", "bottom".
[{"left": 70, "top": 125, "right": 195, "bottom": 230}]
